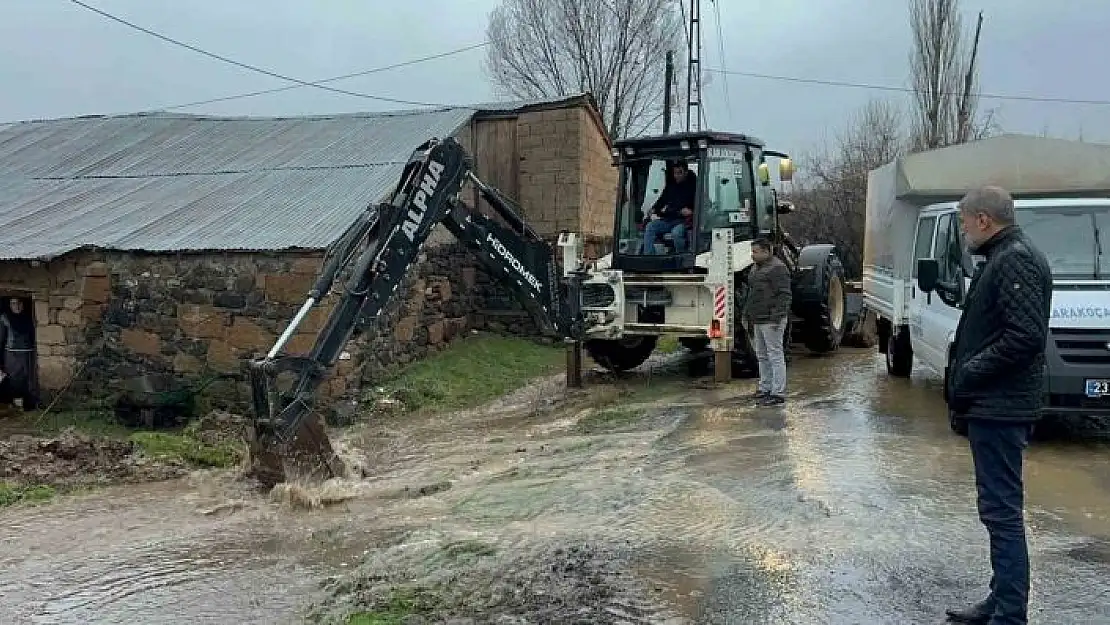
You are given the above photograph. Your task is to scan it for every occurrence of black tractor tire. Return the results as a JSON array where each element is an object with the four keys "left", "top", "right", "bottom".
[
  {"left": 679, "top": 337, "right": 711, "bottom": 352},
  {"left": 792, "top": 245, "right": 848, "bottom": 354},
  {"left": 886, "top": 326, "right": 913, "bottom": 377},
  {"left": 731, "top": 351, "right": 760, "bottom": 378},
  {"left": 585, "top": 336, "right": 658, "bottom": 372}
]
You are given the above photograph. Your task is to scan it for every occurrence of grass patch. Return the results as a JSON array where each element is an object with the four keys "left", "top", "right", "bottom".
[
  {"left": 128, "top": 431, "right": 242, "bottom": 468},
  {"left": 4, "top": 409, "right": 133, "bottom": 439},
  {"left": 574, "top": 406, "right": 644, "bottom": 434},
  {"left": 0, "top": 482, "right": 56, "bottom": 507},
  {"left": 656, "top": 335, "right": 681, "bottom": 354},
  {"left": 346, "top": 588, "right": 440, "bottom": 625},
  {"left": 376, "top": 334, "right": 564, "bottom": 414}
]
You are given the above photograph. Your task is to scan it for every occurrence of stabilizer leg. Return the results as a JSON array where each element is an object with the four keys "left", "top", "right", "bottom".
[
  {"left": 566, "top": 341, "right": 583, "bottom": 388},
  {"left": 713, "top": 350, "right": 731, "bottom": 384}
]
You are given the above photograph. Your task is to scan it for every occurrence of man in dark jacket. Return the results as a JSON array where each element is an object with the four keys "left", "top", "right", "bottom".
[
  {"left": 642, "top": 161, "right": 697, "bottom": 254},
  {"left": 944, "top": 186, "right": 1051, "bottom": 625},
  {"left": 0, "top": 298, "right": 39, "bottom": 411},
  {"left": 746, "top": 237, "right": 792, "bottom": 406}
]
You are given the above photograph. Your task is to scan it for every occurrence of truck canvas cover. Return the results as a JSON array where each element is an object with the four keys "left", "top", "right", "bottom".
[{"left": 865, "top": 133, "right": 1110, "bottom": 279}]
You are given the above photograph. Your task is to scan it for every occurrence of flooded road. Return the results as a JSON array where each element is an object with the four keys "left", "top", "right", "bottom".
[
  {"left": 3, "top": 348, "right": 1110, "bottom": 624},
  {"left": 649, "top": 352, "right": 1110, "bottom": 623}
]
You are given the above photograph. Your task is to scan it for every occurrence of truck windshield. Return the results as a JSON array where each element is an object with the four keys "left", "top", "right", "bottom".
[{"left": 1015, "top": 206, "right": 1108, "bottom": 279}]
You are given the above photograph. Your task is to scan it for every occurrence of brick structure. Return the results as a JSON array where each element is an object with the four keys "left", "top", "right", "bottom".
[
  {"left": 0, "top": 94, "right": 616, "bottom": 417},
  {"left": 459, "top": 98, "right": 616, "bottom": 249}
]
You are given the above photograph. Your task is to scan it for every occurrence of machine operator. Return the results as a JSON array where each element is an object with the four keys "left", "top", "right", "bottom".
[{"left": 642, "top": 160, "right": 697, "bottom": 254}]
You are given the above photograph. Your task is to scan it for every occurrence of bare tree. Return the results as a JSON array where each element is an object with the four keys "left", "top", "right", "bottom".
[
  {"left": 484, "top": 0, "right": 687, "bottom": 138},
  {"left": 908, "top": 0, "right": 997, "bottom": 150},
  {"left": 783, "top": 99, "right": 907, "bottom": 278}
]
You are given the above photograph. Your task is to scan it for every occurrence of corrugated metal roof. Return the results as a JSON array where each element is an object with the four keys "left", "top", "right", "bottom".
[{"left": 0, "top": 94, "right": 594, "bottom": 260}]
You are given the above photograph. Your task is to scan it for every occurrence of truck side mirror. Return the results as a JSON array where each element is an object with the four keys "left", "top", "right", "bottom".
[{"left": 917, "top": 258, "right": 940, "bottom": 293}]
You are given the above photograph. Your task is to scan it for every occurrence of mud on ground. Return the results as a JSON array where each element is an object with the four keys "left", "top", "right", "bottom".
[
  {"left": 0, "top": 409, "right": 251, "bottom": 491},
  {"left": 308, "top": 532, "right": 682, "bottom": 625},
  {"left": 0, "top": 429, "right": 183, "bottom": 489}
]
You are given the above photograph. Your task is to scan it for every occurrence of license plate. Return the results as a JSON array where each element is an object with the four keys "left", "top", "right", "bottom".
[{"left": 1086, "top": 379, "right": 1110, "bottom": 397}]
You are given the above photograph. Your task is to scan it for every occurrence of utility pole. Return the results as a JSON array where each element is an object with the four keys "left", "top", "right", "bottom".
[
  {"left": 956, "top": 10, "right": 984, "bottom": 143},
  {"left": 685, "top": 0, "right": 703, "bottom": 132},
  {"left": 663, "top": 50, "right": 674, "bottom": 134}
]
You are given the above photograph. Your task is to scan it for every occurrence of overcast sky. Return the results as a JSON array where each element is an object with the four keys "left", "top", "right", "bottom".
[{"left": 3, "top": 0, "right": 1109, "bottom": 156}]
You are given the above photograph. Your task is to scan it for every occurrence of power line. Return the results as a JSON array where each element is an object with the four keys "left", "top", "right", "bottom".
[
  {"left": 709, "top": 0, "right": 732, "bottom": 117},
  {"left": 703, "top": 67, "right": 1110, "bottom": 106},
  {"left": 66, "top": 0, "right": 454, "bottom": 108},
  {"left": 64, "top": 0, "right": 1110, "bottom": 112},
  {"left": 150, "top": 42, "right": 491, "bottom": 112}
]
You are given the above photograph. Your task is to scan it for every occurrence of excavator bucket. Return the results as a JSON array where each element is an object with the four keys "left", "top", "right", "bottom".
[
  {"left": 245, "top": 408, "right": 342, "bottom": 488},
  {"left": 243, "top": 355, "right": 348, "bottom": 488}
]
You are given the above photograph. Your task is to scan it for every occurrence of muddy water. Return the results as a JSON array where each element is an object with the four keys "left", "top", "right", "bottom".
[
  {"left": 0, "top": 472, "right": 387, "bottom": 624},
  {"left": 3, "top": 349, "right": 1110, "bottom": 624},
  {"left": 640, "top": 353, "right": 1110, "bottom": 623}
]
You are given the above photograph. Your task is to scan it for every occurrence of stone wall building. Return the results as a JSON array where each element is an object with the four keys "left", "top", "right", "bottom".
[{"left": 0, "top": 94, "right": 616, "bottom": 416}]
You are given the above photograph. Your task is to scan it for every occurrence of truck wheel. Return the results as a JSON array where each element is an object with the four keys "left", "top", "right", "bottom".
[
  {"left": 886, "top": 326, "right": 912, "bottom": 377},
  {"left": 793, "top": 245, "right": 848, "bottom": 353},
  {"left": 585, "top": 336, "right": 657, "bottom": 372}
]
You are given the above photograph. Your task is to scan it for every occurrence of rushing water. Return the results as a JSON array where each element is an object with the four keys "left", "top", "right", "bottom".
[{"left": 3, "top": 349, "right": 1110, "bottom": 624}]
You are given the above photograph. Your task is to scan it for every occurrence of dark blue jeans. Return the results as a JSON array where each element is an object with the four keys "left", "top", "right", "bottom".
[
  {"left": 642, "top": 217, "right": 688, "bottom": 254},
  {"left": 967, "top": 419, "right": 1034, "bottom": 625}
]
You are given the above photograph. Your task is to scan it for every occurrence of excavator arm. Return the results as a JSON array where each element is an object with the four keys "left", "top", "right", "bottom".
[{"left": 244, "top": 136, "right": 582, "bottom": 487}]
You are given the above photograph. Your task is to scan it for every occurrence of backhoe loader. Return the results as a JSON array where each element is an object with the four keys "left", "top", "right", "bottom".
[{"left": 245, "top": 131, "right": 846, "bottom": 487}]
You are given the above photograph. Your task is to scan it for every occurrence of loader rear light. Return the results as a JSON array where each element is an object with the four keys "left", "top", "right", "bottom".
[{"left": 709, "top": 319, "right": 723, "bottom": 338}]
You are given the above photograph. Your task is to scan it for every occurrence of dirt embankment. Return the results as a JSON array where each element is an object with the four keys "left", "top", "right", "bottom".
[
  {"left": 0, "top": 409, "right": 250, "bottom": 496},
  {"left": 0, "top": 429, "right": 180, "bottom": 488}
]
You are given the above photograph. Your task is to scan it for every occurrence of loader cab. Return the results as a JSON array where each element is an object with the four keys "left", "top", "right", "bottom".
[{"left": 609, "top": 131, "right": 793, "bottom": 273}]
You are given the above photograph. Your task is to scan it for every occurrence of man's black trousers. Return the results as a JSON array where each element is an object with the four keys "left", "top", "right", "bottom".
[{"left": 967, "top": 419, "right": 1035, "bottom": 625}]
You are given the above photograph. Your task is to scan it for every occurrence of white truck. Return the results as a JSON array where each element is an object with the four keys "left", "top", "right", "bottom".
[{"left": 861, "top": 133, "right": 1110, "bottom": 430}]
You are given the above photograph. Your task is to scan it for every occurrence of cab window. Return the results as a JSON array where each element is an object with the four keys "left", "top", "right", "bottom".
[
  {"left": 933, "top": 212, "right": 963, "bottom": 283},
  {"left": 698, "top": 153, "right": 754, "bottom": 250},
  {"left": 913, "top": 216, "right": 937, "bottom": 277}
]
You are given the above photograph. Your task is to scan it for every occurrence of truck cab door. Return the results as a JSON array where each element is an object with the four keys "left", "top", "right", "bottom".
[
  {"left": 919, "top": 211, "right": 965, "bottom": 376},
  {"left": 909, "top": 214, "right": 939, "bottom": 366}
]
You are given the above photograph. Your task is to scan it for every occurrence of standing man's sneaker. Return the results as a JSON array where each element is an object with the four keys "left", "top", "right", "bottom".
[
  {"left": 749, "top": 390, "right": 769, "bottom": 400},
  {"left": 757, "top": 394, "right": 785, "bottom": 406}
]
